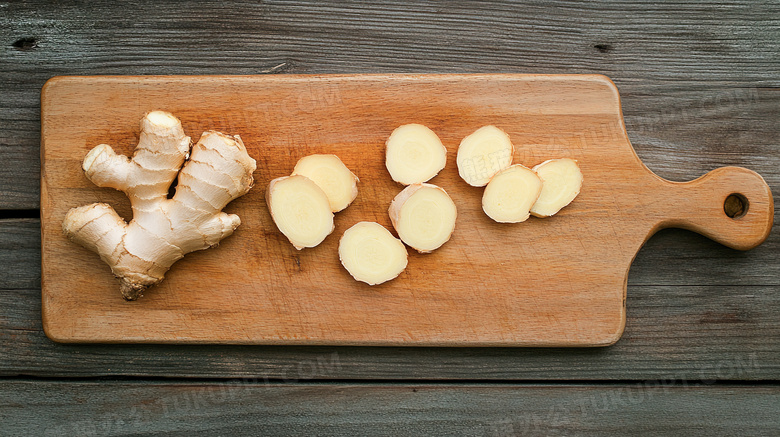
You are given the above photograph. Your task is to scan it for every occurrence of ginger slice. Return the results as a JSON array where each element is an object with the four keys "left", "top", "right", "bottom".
[
  {"left": 266, "top": 174, "right": 335, "bottom": 250},
  {"left": 385, "top": 124, "right": 447, "bottom": 185},
  {"left": 388, "top": 183, "right": 457, "bottom": 253},
  {"left": 292, "top": 154, "right": 359, "bottom": 212},
  {"left": 339, "top": 221, "right": 408, "bottom": 285},
  {"left": 530, "top": 158, "right": 583, "bottom": 217},
  {"left": 456, "top": 125, "right": 514, "bottom": 187},
  {"left": 482, "top": 164, "right": 543, "bottom": 223},
  {"left": 62, "top": 111, "right": 257, "bottom": 300}
]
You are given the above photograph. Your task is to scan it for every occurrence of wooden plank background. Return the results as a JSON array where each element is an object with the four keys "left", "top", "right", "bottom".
[
  {"left": 2, "top": 382, "right": 778, "bottom": 436},
  {"left": 1, "top": 0, "right": 778, "bottom": 434}
]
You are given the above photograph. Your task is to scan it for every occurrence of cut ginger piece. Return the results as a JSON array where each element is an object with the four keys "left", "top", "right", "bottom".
[
  {"left": 482, "top": 164, "right": 543, "bottom": 223},
  {"left": 385, "top": 124, "right": 447, "bottom": 185},
  {"left": 292, "top": 154, "right": 359, "bottom": 212},
  {"left": 266, "top": 174, "right": 335, "bottom": 249},
  {"left": 388, "top": 183, "right": 457, "bottom": 253},
  {"left": 457, "top": 125, "right": 514, "bottom": 187},
  {"left": 530, "top": 158, "right": 583, "bottom": 217},
  {"left": 339, "top": 221, "right": 408, "bottom": 285}
]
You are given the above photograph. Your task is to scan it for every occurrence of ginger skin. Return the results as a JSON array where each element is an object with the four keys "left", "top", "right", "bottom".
[{"left": 62, "top": 111, "right": 257, "bottom": 300}]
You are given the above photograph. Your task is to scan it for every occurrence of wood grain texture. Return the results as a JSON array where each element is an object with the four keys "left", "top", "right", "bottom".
[
  {"left": 2, "top": 381, "right": 778, "bottom": 436},
  {"left": 0, "top": 0, "right": 777, "bottom": 378},
  {"left": 7, "top": 220, "right": 780, "bottom": 379},
  {"left": 1, "top": 0, "right": 778, "bottom": 209},
  {"left": 40, "top": 74, "right": 772, "bottom": 346},
  {"left": 6, "top": 286, "right": 780, "bottom": 380},
  {"left": 2, "top": 5, "right": 780, "bottom": 434}
]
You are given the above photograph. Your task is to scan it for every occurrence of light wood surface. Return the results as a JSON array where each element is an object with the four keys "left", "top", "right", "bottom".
[{"left": 40, "top": 74, "right": 773, "bottom": 345}]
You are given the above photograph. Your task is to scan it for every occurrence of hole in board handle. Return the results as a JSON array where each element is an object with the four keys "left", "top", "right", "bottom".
[{"left": 724, "top": 193, "right": 749, "bottom": 219}]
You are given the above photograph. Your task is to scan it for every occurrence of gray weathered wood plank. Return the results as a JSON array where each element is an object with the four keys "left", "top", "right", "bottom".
[
  {"left": 1, "top": 0, "right": 778, "bottom": 208},
  {"left": 2, "top": 220, "right": 777, "bottom": 379},
  {"left": 0, "top": 220, "right": 40, "bottom": 290},
  {"left": 1, "top": 381, "right": 778, "bottom": 436}
]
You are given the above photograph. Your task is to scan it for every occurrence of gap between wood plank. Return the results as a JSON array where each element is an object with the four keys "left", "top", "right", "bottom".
[
  {"left": 0, "top": 210, "right": 39, "bottom": 219},
  {"left": 1, "top": 375, "right": 779, "bottom": 387}
]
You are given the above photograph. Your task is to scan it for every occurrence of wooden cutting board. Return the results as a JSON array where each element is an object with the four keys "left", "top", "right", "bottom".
[{"left": 40, "top": 74, "right": 773, "bottom": 346}]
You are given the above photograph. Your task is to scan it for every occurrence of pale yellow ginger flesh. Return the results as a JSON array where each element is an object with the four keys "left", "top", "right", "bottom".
[
  {"left": 388, "top": 183, "right": 457, "bottom": 253},
  {"left": 385, "top": 124, "right": 447, "bottom": 185},
  {"left": 62, "top": 111, "right": 257, "bottom": 300},
  {"left": 456, "top": 125, "right": 514, "bottom": 187},
  {"left": 339, "top": 221, "right": 408, "bottom": 285},
  {"left": 266, "top": 174, "right": 335, "bottom": 250},
  {"left": 482, "top": 164, "right": 543, "bottom": 223},
  {"left": 530, "top": 158, "right": 583, "bottom": 217},
  {"left": 292, "top": 154, "right": 359, "bottom": 212}
]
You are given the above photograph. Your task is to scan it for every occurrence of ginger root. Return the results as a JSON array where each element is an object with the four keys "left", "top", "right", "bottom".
[
  {"left": 457, "top": 125, "right": 514, "bottom": 187},
  {"left": 385, "top": 124, "right": 447, "bottom": 185},
  {"left": 388, "top": 183, "right": 457, "bottom": 253},
  {"left": 62, "top": 111, "right": 257, "bottom": 300},
  {"left": 292, "top": 154, "right": 359, "bottom": 212},
  {"left": 530, "top": 158, "right": 583, "bottom": 217},
  {"left": 266, "top": 174, "right": 335, "bottom": 250},
  {"left": 339, "top": 221, "right": 408, "bottom": 285},
  {"left": 483, "top": 164, "right": 542, "bottom": 223}
]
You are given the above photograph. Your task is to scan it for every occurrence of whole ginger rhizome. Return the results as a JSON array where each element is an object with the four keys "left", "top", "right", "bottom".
[{"left": 63, "top": 111, "right": 257, "bottom": 300}]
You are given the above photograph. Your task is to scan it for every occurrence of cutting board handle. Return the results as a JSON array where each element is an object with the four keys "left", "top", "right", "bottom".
[{"left": 652, "top": 166, "right": 773, "bottom": 250}]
